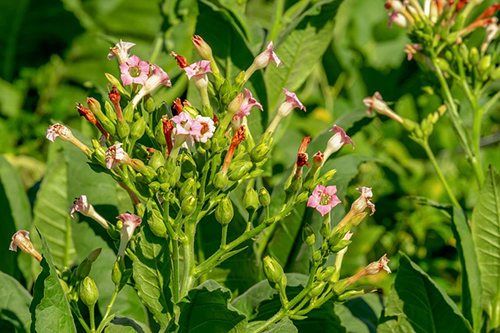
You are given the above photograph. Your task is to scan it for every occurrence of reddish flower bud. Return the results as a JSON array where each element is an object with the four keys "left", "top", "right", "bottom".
[{"left": 170, "top": 51, "right": 190, "bottom": 69}]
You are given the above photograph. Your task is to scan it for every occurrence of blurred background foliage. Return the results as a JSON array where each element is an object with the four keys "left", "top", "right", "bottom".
[{"left": 1, "top": 0, "right": 499, "bottom": 320}]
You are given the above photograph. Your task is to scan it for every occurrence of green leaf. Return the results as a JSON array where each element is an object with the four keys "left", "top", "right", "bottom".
[
  {"left": 471, "top": 166, "right": 500, "bottom": 327},
  {"left": 265, "top": 0, "right": 344, "bottom": 112},
  {"left": 104, "top": 317, "right": 151, "bottom": 333},
  {"left": 0, "top": 270, "right": 32, "bottom": 332},
  {"left": 133, "top": 226, "right": 172, "bottom": 330},
  {"left": 246, "top": 317, "right": 298, "bottom": 332},
  {"left": 30, "top": 232, "right": 76, "bottom": 333},
  {"left": 378, "top": 253, "right": 472, "bottom": 333},
  {"left": 0, "top": 155, "right": 31, "bottom": 279},
  {"left": 174, "top": 280, "right": 247, "bottom": 333},
  {"left": 32, "top": 142, "right": 76, "bottom": 269},
  {"left": 450, "top": 208, "right": 482, "bottom": 332},
  {"left": 335, "top": 294, "right": 384, "bottom": 333}
]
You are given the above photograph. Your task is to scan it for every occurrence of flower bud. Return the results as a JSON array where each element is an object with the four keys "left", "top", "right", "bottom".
[
  {"left": 435, "top": 58, "right": 450, "bottom": 72},
  {"left": 131, "top": 118, "right": 146, "bottom": 141},
  {"left": 469, "top": 47, "right": 479, "bottom": 65},
  {"left": 155, "top": 121, "right": 167, "bottom": 146},
  {"left": 263, "top": 256, "right": 285, "bottom": 285},
  {"left": 296, "top": 191, "right": 310, "bottom": 204},
  {"left": 144, "top": 95, "right": 155, "bottom": 113},
  {"left": 228, "top": 160, "right": 253, "bottom": 181},
  {"left": 117, "top": 120, "right": 130, "bottom": 139},
  {"left": 317, "top": 266, "right": 335, "bottom": 281},
  {"left": 329, "top": 239, "right": 351, "bottom": 252},
  {"left": 305, "top": 232, "right": 316, "bottom": 247},
  {"left": 258, "top": 188, "right": 271, "bottom": 207},
  {"left": 181, "top": 154, "right": 198, "bottom": 179},
  {"left": 75, "top": 248, "right": 102, "bottom": 280},
  {"left": 79, "top": 276, "right": 99, "bottom": 307},
  {"left": 250, "top": 142, "right": 270, "bottom": 162},
  {"left": 123, "top": 104, "right": 135, "bottom": 122},
  {"left": 307, "top": 281, "right": 326, "bottom": 299},
  {"left": 338, "top": 289, "right": 371, "bottom": 301},
  {"left": 147, "top": 208, "right": 167, "bottom": 237},
  {"left": 214, "top": 172, "right": 228, "bottom": 190},
  {"left": 181, "top": 195, "right": 197, "bottom": 216},
  {"left": 112, "top": 261, "right": 122, "bottom": 287},
  {"left": 479, "top": 55, "right": 492, "bottom": 74},
  {"left": 192, "top": 35, "right": 213, "bottom": 60},
  {"left": 92, "top": 146, "right": 107, "bottom": 166},
  {"left": 180, "top": 178, "right": 197, "bottom": 202},
  {"left": 157, "top": 166, "right": 169, "bottom": 184},
  {"left": 491, "top": 66, "right": 500, "bottom": 80},
  {"left": 316, "top": 169, "right": 337, "bottom": 186},
  {"left": 148, "top": 151, "right": 165, "bottom": 171},
  {"left": 215, "top": 197, "right": 234, "bottom": 225},
  {"left": 313, "top": 250, "right": 322, "bottom": 262},
  {"left": 227, "top": 93, "right": 245, "bottom": 116},
  {"left": 244, "top": 187, "right": 259, "bottom": 211}
]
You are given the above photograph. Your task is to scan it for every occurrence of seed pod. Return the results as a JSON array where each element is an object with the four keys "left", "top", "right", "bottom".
[
  {"left": 181, "top": 195, "right": 197, "bottom": 216},
  {"left": 250, "top": 142, "right": 270, "bottom": 163},
  {"left": 180, "top": 178, "right": 197, "bottom": 202},
  {"left": 263, "top": 256, "right": 284, "bottom": 285},
  {"left": 144, "top": 95, "right": 155, "bottom": 113},
  {"left": 79, "top": 277, "right": 99, "bottom": 307},
  {"left": 258, "top": 188, "right": 271, "bottom": 207},
  {"left": 112, "top": 261, "right": 122, "bottom": 287},
  {"left": 148, "top": 208, "right": 167, "bottom": 237},
  {"left": 215, "top": 197, "right": 234, "bottom": 225},
  {"left": 244, "top": 187, "right": 259, "bottom": 211},
  {"left": 148, "top": 151, "right": 165, "bottom": 171},
  {"left": 131, "top": 118, "right": 146, "bottom": 141},
  {"left": 228, "top": 161, "right": 253, "bottom": 181},
  {"left": 214, "top": 172, "right": 228, "bottom": 190}
]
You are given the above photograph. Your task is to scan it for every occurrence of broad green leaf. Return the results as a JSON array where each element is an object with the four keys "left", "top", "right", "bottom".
[
  {"left": 32, "top": 143, "right": 76, "bottom": 269},
  {"left": 0, "top": 155, "right": 31, "bottom": 279},
  {"left": 378, "top": 253, "right": 472, "bottom": 333},
  {"left": 450, "top": 208, "right": 482, "bottom": 332},
  {"left": 335, "top": 294, "right": 384, "bottom": 333},
  {"left": 175, "top": 280, "right": 247, "bottom": 333},
  {"left": 104, "top": 317, "right": 151, "bottom": 333},
  {"left": 0, "top": 270, "right": 32, "bottom": 332},
  {"left": 265, "top": 0, "right": 344, "bottom": 112},
  {"left": 471, "top": 166, "right": 500, "bottom": 326},
  {"left": 133, "top": 226, "right": 172, "bottom": 330},
  {"left": 30, "top": 232, "right": 76, "bottom": 333}
]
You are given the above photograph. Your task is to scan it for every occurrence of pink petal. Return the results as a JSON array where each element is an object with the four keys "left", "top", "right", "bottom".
[
  {"left": 316, "top": 204, "right": 332, "bottom": 216},
  {"left": 307, "top": 195, "right": 320, "bottom": 208}
]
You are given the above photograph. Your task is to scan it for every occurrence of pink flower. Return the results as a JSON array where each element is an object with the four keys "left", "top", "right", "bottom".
[
  {"left": 105, "top": 143, "right": 130, "bottom": 169},
  {"left": 172, "top": 112, "right": 202, "bottom": 146},
  {"left": 131, "top": 64, "right": 171, "bottom": 108},
  {"left": 46, "top": 123, "right": 71, "bottom": 142},
  {"left": 194, "top": 115, "right": 215, "bottom": 143},
  {"left": 277, "top": 88, "right": 306, "bottom": 118},
  {"left": 183, "top": 60, "right": 212, "bottom": 80},
  {"left": 117, "top": 213, "right": 142, "bottom": 257},
  {"left": 323, "top": 125, "right": 354, "bottom": 160},
  {"left": 352, "top": 186, "right": 376, "bottom": 216},
  {"left": 119, "top": 55, "right": 150, "bottom": 86},
  {"left": 307, "top": 185, "right": 342, "bottom": 216},
  {"left": 9, "top": 230, "right": 42, "bottom": 262},
  {"left": 234, "top": 89, "right": 263, "bottom": 119},
  {"left": 388, "top": 11, "right": 407, "bottom": 29},
  {"left": 363, "top": 92, "right": 403, "bottom": 123},
  {"left": 253, "top": 41, "right": 282, "bottom": 69},
  {"left": 70, "top": 195, "right": 90, "bottom": 218},
  {"left": 108, "top": 40, "right": 136, "bottom": 64}
]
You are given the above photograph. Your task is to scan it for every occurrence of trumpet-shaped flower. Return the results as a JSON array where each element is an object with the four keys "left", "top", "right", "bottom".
[
  {"left": 119, "top": 55, "right": 149, "bottom": 86},
  {"left": 105, "top": 143, "right": 130, "bottom": 169},
  {"left": 9, "top": 230, "right": 42, "bottom": 262},
  {"left": 46, "top": 123, "right": 71, "bottom": 142},
  {"left": 253, "top": 41, "right": 282, "bottom": 69},
  {"left": 183, "top": 60, "right": 212, "bottom": 80},
  {"left": 108, "top": 40, "right": 136, "bottom": 64},
  {"left": 234, "top": 89, "right": 263, "bottom": 119},
  {"left": 323, "top": 125, "right": 354, "bottom": 160},
  {"left": 172, "top": 112, "right": 202, "bottom": 146},
  {"left": 194, "top": 115, "right": 215, "bottom": 143},
  {"left": 117, "top": 213, "right": 142, "bottom": 257},
  {"left": 307, "top": 185, "right": 342, "bottom": 216},
  {"left": 70, "top": 195, "right": 110, "bottom": 229}
]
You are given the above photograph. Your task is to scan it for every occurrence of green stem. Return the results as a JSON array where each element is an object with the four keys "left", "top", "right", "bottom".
[
  {"left": 221, "top": 224, "right": 228, "bottom": 248},
  {"left": 96, "top": 288, "right": 119, "bottom": 333},
  {"left": 483, "top": 90, "right": 500, "bottom": 114},
  {"left": 89, "top": 304, "right": 96, "bottom": 332},
  {"left": 422, "top": 141, "right": 461, "bottom": 209},
  {"left": 70, "top": 301, "right": 91, "bottom": 333},
  {"left": 180, "top": 215, "right": 198, "bottom": 298}
]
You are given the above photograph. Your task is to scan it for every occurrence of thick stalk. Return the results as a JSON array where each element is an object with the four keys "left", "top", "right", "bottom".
[
  {"left": 422, "top": 141, "right": 461, "bottom": 209},
  {"left": 89, "top": 304, "right": 96, "bottom": 332},
  {"left": 180, "top": 218, "right": 197, "bottom": 297}
]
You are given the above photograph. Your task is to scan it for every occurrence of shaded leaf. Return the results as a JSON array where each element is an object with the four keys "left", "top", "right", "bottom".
[
  {"left": 30, "top": 232, "right": 76, "bottom": 333},
  {"left": 246, "top": 317, "right": 298, "bottom": 332},
  {"left": 0, "top": 270, "right": 32, "bottom": 332},
  {"left": 471, "top": 166, "right": 500, "bottom": 326},
  {"left": 104, "top": 316, "right": 151, "bottom": 333}
]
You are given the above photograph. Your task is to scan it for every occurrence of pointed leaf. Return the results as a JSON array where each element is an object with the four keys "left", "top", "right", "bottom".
[
  {"left": 0, "top": 270, "right": 32, "bottom": 332},
  {"left": 471, "top": 166, "right": 500, "bottom": 326},
  {"left": 30, "top": 232, "right": 76, "bottom": 333}
]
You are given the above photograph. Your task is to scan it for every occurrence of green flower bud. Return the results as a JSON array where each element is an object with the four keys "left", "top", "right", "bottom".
[
  {"left": 75, "top": 248, "right": 102, "bottom": 280},
  {"left": 214, "top": 172, "right": 228, "bottom": 190},
  {"left": 157, "top": 166, "right": 169, "bottom": 183},
  {"left": 92, "top": 146, "right": 107, "bottom": 166},
  {"left": 258, "top": 188, "right": 271, "bottom": 207},
  {"left": 181, "top": 195, "right": 197, "bottom": 216},
  {"left": 316, "top": 169, "right": 337, "bottom": 185},
  {"left": 491, "top": 67, "right": 500, "bottom": 80},
  {"left": 479, "top": 55, "right": 492, "bottom": 74},
  {"left": 180, "top": 178, "right": 197, "bottom": 202},
  {"left": 79, "top": 276, "right": 99, "bottom": 307},
  {"left": 228, "top": 160, "right": 253, "bottom": 181},
  {"left": 329, "top": 239, "right": 351, "bottom": 253},
  {"left": 444, "top": 50, "right": 453, "bottom": 62},
  {"left": 117, "top": 120, "right": 130, "bottom": 139},
  {"left": 144, "top": 95, "right": 155, "bottom": 113},
  {"left": 244, "top": 187, "right": 259, "bottom": 211},
  {"left": 148, "top": 208, "right": 167, "bottom": 237},
  {"left": 307, "top": 281, "right": 326, "bottom": 299},
  {"left": 123, "top": 104, "right": 135, "bottom": 122},
  {"left": 112, "top": 261, "right": 122, "bottom": 287},
  {"left": 250, "top": 142, "right": 270, "bottom": 163},
  {"left": 149, "top": 181, "right": 161, "bottom": 193},
  {"left": 149, "top": 151, "right": 165, "bottom": 171},
  {"left": 104, "top": 101, "right": 117, "bottom": 122},
  {"left": 263, "top": 256, "right": 285, "bottom": 285},
  {"left": 338, "top": 289, "right": 368, "bottom": 301},
  {"left": 181, "top": 154, "right": 198, "bottom": 179},
  {"left": 469, "top": 47, "right": 479, "bottom": 65},
  {"left": 296, "top": 191, "right": 310, "bottom": 204},
  {"left": 435, "top": 58, "right": 450, "bottom": 72},
  {"left": 131, "top": 118, "right": 147, "bottom": 141},
  {"left": 87, "top": 98, "right": 114, "bottom": 135},
  {"left": 215, "top": 197, "right": 234, "bottom": 225},
  {"left": 305, "top": 232, "right": 316, "bottom": 247},
  {"left": 313, "top": 250, "right": 322, "bottom": 262},
  {"left": 207, "top": 81, "right": 216, "bottom": 97},
  {"left": 317, "top": 266, "right": 335, "bottom": 281},
  {"left": 155, "top": 121, "right": 167, "bottom": 146},
  {"left": 234, "top": 71, "right": 245, "bottom": 88}
]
